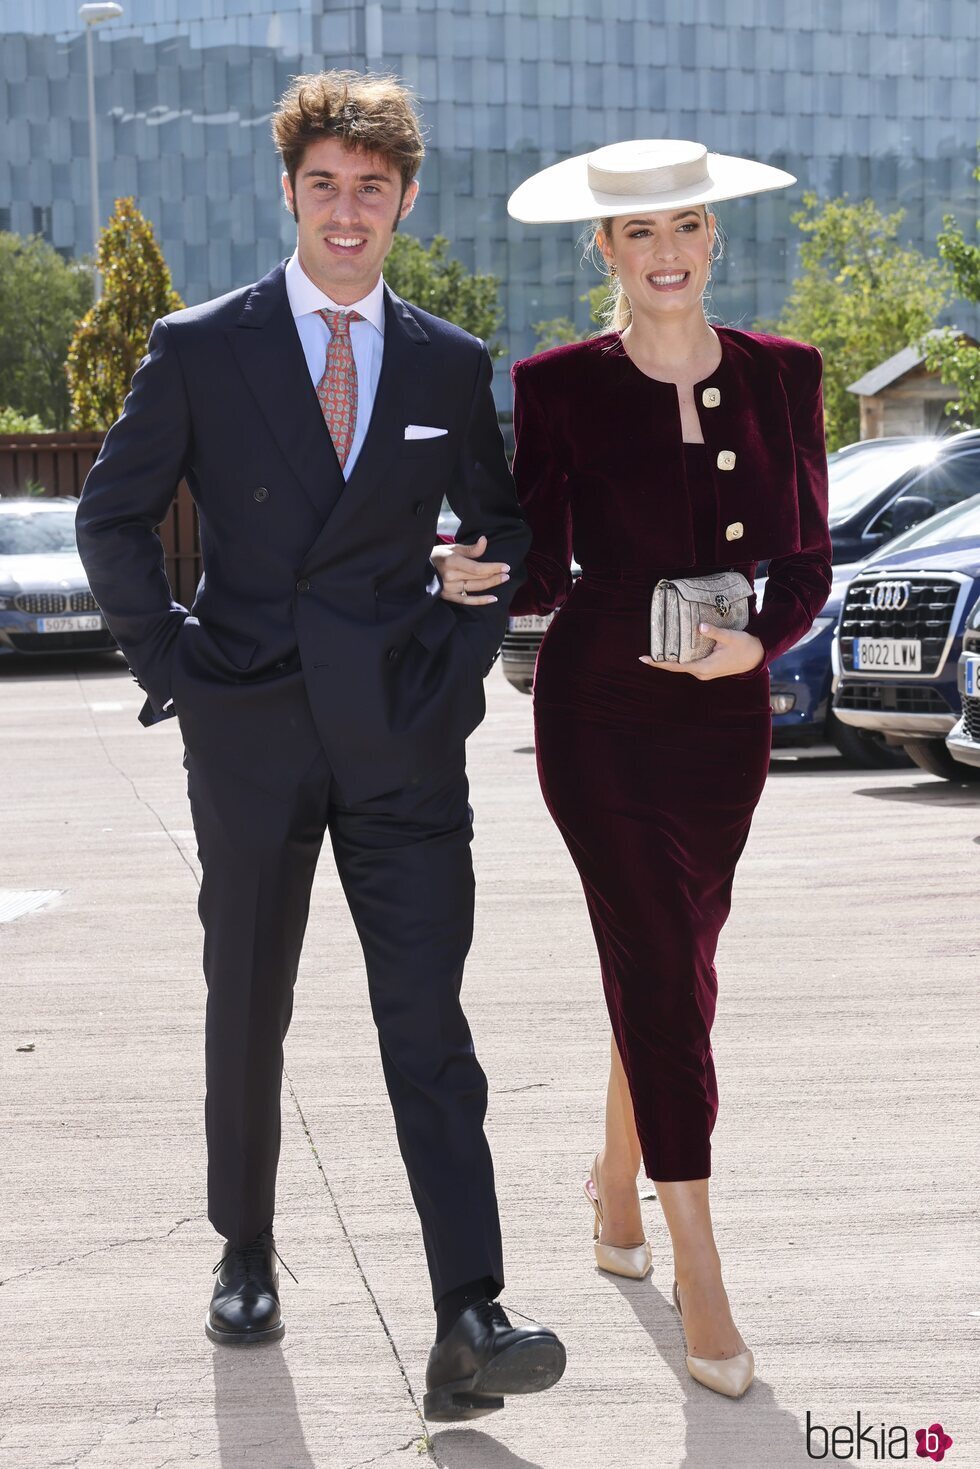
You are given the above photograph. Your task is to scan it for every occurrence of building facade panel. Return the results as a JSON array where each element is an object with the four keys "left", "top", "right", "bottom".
[{"left": 1, "top": 0, "right": 978, "bottom": 388}]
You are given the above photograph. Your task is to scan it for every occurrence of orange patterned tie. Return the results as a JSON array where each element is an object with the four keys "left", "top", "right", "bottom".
[{"left": 316, "top": 308, "right": 363, "bottom": 469}]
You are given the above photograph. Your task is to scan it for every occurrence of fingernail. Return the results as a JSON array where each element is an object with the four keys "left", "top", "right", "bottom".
[
  {"left": 500, "top": 573, "right": 510, "bottom": 582},
  {"left": 502, "top": 564, "right": 511, "bottom": 572}
]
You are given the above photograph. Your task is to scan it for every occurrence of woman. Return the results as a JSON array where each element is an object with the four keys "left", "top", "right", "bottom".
[{"left": 440, "top": 141, "right": 831, "bottom": 1398}]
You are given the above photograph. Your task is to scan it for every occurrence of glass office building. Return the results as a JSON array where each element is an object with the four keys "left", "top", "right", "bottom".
[{"left": 2, "top": 0, "right": 978, "bottom": 377}]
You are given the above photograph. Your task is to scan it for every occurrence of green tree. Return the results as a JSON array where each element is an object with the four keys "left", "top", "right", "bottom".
[
  {"left": 769, "top": 193, "right": 952, "bottom": 450},
  {"left": 0, "top": 233, "right": 92, "bottom": 429},
  {"left": 922, "top": 159, "right": 980, "bottom": 428},
  {"left": 532, "top": 282, "right": 615, "bottom": 353},
  {"left": 0, "top": 406, "right": 47, "bottom": 432},
  {"left": 67, "top": 198, "right": 183, "bottom": 430},
  {"left": 383, "top": 233, "right": 503, "bottom": 353}
]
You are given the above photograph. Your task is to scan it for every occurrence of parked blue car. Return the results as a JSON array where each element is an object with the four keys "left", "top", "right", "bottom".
[
  {"left": 768, "top": 430, "right": 980, "bottom": 765},
  {"left": 832, "top": 492, "right": 980, "bottom": 782}
]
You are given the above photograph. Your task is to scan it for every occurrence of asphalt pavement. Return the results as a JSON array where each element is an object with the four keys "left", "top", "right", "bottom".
[{"left": 2, "top": 651, "right": 977, "bottom": 1469}]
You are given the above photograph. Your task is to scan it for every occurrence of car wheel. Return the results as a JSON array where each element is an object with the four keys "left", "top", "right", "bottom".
[
  {"left": 828, "top": 713, "right": 913, "bottom": 769},
  {"left": 902, "top": 739, "right": 980, "bottom": 782}
]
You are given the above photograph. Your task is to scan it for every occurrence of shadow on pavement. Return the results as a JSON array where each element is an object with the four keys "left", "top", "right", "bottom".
[
  {"left": 0, "top": 650, "right": 127, "bottom": 682},
  {"left": 610, "top": 1275, "right": 808, "bottom": 1469},
  {"left": 855, "top": 780, "right": 980, "bottom": 806},
  {"left": 212, "top": 1341, "right": 316, "bottom": 1468},
  {"left": 431, "top": 1427, "right": 545, "bottom": 1469}
]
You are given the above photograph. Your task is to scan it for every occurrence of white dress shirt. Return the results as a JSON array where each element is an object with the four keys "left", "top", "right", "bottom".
[{"left": 284, "top": 251, "right": 385, "bottom": 479}]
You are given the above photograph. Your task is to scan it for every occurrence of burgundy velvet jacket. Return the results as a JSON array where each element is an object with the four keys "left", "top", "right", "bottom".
[{"left": 508, "top": 327, "right": 833, "bottom": 665}]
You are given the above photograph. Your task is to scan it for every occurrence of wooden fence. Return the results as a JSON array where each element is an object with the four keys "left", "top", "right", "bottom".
[{"left": 0, "top": 431, "right": 203, "bottom": 607}]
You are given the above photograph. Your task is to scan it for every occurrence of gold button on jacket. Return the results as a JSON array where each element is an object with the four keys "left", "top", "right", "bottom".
[
  {"left": 717, "top": 450, "right": 736, "bottom": 471},
  {"left": 702, "top": 387, "right": 721, "bottom": 407}
]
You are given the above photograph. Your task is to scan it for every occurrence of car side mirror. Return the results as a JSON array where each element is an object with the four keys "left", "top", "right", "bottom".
[{"left": 890, "top": 494, "right": 935, "bottom": 535}]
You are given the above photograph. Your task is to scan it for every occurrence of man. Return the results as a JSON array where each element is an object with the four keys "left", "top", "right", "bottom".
[{"left": 76, "top": 70, "right": 565, "bottom": 1423}]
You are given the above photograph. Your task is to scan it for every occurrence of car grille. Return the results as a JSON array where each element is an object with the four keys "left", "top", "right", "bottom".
[
  {"left": 840, "top": 577, "right": 960, "bottom": 674},
  {"left": 12, "top": 590, "right": 99, "bottom": 614},
  {"left": 7, "top": 630, "right": 116, "bottom": 653},
  {"left": 963, "top": 697, "right": 980, "bottom": 743},
  {"left": 835, "top": 683, "right": 955, "bottom": 715}
]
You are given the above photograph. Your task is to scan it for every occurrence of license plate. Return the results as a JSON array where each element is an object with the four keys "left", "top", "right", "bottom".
[
  {"left": 853, "top": 637, "right": 921, "bottom": 671},
  {"left": 36, "top": 615, "right": 103, "bottom": 633},
  {"left": 508, "top": 614, "right": 554, "bottom": 633},
  {"left": 963, "top": 654, "right": 980, "bottom": 697}
]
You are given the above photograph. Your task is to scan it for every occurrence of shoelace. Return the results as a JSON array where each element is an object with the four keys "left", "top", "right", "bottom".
[{"left": 212, "top": 1232, "right": 298, "bottom": 1285}]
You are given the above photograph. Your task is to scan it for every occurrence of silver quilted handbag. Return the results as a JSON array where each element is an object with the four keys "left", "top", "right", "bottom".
[{"left": 649, "top": 571, "right": 754, "bottom": 663}]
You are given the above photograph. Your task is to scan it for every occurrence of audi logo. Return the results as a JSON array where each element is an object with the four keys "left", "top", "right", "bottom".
[{"left": 867, "top": 581, "right": 912, "bottom": 612}]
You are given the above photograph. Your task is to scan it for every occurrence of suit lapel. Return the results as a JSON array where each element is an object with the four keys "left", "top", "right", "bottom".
[
  {"left": 299, "top": 287, "right": 431, "bottom": 569},
  {"left": 226, "top": 261, "right": 344, "bottom": 520}
]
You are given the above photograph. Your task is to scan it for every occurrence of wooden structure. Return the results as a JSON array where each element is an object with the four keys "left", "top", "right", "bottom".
[
  {"left": 846, "top": 331, "right": 978, "bottom": 439},
  {"left": 0, "top": 431, "right": 202, "bottom": 607}
]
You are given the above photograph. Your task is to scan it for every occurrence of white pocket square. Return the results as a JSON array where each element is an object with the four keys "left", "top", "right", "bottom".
[{"left": 404, "top": 424, "right": 448, "bottom": 440}]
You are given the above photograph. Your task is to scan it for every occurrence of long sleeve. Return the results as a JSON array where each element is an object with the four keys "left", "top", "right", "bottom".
[
  {"left": 751, "top": 345, "right": 833, "bottom": 665},
  {"left": 75, "top": 318, "right": 191, "bottom": 722},
  {"left": 444, "top": 343, "right": 532, "bottom": 672},
  {"left": 508, "top": 358, "right": 573, "bottom": 616}
]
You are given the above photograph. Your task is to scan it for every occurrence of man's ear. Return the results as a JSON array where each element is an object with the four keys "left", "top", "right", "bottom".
[
  {"left": 282, "top": 170, "right": 296, "bottom": 218},
  {"left": 399, "top": 179, "right": 420, "bottom": 223}
]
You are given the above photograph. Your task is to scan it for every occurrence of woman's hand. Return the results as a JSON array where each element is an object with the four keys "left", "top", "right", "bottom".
[
  {"left": 640, "top": 623, "right": 765, "bottom": 680},
  {"left": 432, "top": 536, "right": 510, "bottom": 606}
]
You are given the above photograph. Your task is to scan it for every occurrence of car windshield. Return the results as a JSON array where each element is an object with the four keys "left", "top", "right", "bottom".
[
  {"left": 870, "top": 491, "right": 980, "bottom": 556},
  {"left": 827, "top": 441, "right": 941, "bottom": 526},
  {"left": 0, "top": 510, "right": 78, "bottom": 556}
]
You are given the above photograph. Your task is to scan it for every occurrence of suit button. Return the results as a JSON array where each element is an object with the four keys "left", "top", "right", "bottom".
[
  {"left": 725, "top": 521, "right": 744, "bottom": 541},
  {"left": 387, "top": 647, "right": 399, "bottom": 662},
  {"left": 253, "top": 486, "right": 269, "bottom": 502},
  {"left": 295, "top": 578, "right": 310, "bottom": 592},
  {"left": 702, "top": 387, "right": 721, "bottom": 407},
  {"left": 717, "top": 450, "right": 736, "bottom": 471}
]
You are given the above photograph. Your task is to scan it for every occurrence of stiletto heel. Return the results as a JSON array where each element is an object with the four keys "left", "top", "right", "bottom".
[
  {"left": 672, "top": 1279, "right": 755, "bottom": 1398},
  {"left": 583, "top": 1157, "right": 652, "bottom": 1281}
]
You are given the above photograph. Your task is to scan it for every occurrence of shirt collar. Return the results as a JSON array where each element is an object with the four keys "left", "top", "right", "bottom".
[{"left": 285, "top": 251, "right": 385, "bottom": 334}]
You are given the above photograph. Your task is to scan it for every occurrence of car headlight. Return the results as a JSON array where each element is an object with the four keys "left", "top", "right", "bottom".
[
  {"left": 790, "top": 616, "right": 835, "bottom": 650},
  {"left": 0, "top": 594, "right": 14, "bottom": 610}
]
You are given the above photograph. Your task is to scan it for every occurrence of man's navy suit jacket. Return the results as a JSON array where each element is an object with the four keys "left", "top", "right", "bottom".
[{"left": 75, "top": 260, "right": 531, "bottom": 802}]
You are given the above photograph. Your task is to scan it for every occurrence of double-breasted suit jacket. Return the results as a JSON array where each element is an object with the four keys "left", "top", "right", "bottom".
[{"left": 76, "top": 260, "right": 531, "bottom": 802}]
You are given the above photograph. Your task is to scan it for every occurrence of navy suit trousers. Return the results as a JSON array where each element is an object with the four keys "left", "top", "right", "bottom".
[{"left": 184, "top": 716, "right": 504, "bottom": 1304}]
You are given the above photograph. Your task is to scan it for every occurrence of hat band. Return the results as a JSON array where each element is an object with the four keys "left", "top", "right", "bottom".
[{"left": 586, "top": 155, "right": 711, "bottom": 198}]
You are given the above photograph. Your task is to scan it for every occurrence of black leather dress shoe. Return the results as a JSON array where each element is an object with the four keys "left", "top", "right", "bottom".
[
  {"left": 205, "top": 1231, "right": 286, "bottom": 1346},
  {"left": 423, "top": 1299, "right": 566, "bottom": 1421}
]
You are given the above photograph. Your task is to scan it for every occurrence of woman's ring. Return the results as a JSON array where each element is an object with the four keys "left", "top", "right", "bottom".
[{"left": 461, "top": 587, "right": 468, "bottom": 599}]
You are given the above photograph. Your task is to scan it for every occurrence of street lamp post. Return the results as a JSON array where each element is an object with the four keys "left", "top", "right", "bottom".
[{"left": 79, "top": 1, "right": 123, "bottom": 302}]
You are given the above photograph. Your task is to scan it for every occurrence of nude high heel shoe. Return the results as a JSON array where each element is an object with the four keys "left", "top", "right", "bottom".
[
  {"left": 671, "top": 1280, "right": 755, "bottom": 1398},
  {"left": 583, "top": 1158, "right": 653, "bottom": 1280}
]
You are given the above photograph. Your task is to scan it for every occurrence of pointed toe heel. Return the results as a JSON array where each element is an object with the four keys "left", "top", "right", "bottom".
[
  {"left": 672, "top": 1279, "right": 755, "bottom": 1398},
  {"left": 584, "top": 1159, "right": 653, "bottom": 1280}
]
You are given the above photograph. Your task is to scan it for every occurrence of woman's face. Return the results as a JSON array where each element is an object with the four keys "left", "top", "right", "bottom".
[{"left": 599, "top": 208, "right": 715, "bottom": 319}]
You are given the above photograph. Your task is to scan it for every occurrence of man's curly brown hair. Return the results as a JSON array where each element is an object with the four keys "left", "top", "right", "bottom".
[{"left": 272, "top": 71, "right": 425, "bottom": 194}]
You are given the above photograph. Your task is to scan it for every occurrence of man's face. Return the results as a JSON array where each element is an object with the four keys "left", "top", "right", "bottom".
[{"left": 282, "top": 137, "right": 419, "bottom": 304}]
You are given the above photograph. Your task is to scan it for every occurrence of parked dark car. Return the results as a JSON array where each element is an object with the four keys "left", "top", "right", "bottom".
[
  {"left": 0, "top": 498, "right": 115, "bottom": 657},
  {"left": 832, "top": 492, "right": 980, "bottom": 781},
  {"left": 945, "top": 593, "right": 980, "bottom": 771}
]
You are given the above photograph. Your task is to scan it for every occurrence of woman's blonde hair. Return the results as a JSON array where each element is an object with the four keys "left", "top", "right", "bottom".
[{"left": 585, "top": 207, "right": 724, "bottom": 331}]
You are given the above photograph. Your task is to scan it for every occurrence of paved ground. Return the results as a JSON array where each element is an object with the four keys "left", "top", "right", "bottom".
[{"left": 2, "top": 650, "right": 978, "bottom": 1469}]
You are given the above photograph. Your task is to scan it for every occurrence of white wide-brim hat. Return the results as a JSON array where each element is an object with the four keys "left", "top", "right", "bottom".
[{"left": 507, "top": 139, "right": 795, "bottom": 224}]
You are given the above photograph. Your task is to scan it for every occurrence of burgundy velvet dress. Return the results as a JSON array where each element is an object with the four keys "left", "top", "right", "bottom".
[{"left": 509, "top": 329, "right": 832, "bottom": 1181}]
